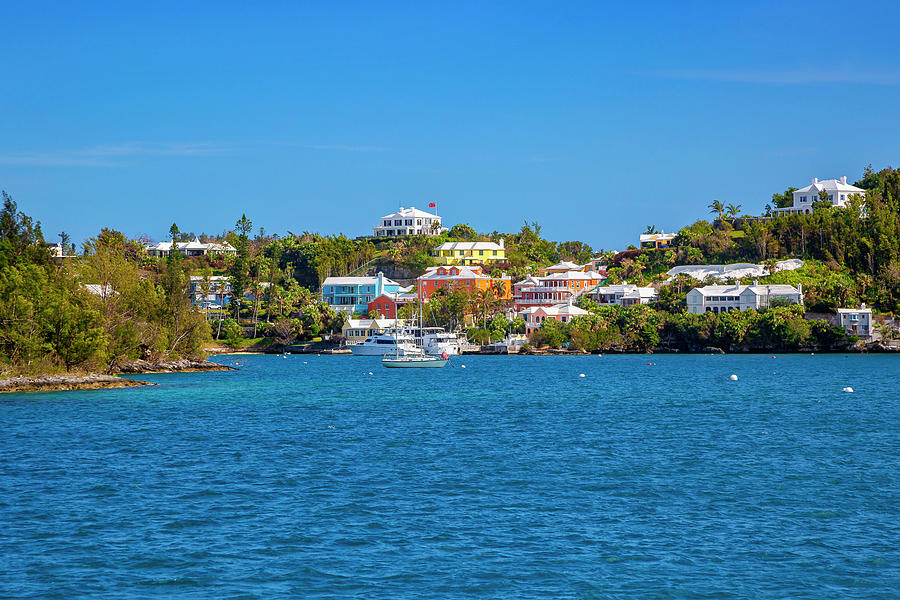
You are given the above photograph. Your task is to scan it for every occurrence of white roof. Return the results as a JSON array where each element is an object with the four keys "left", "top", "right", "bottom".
[
  {"left": 344, "top": 318, "right": 405, "bottom": 329},
  {"left": 837, "top": 307, "right": 872, "bottom": 314},
  {"left": 592, "top": 283, "right": 656, "bottom": 295},
  {"left": 540, "top": 270, "right": 605, "bottom": 281},
  {"left": 639, "top": 232, "right": 676, "bottom": 243},
  {"left": 689, "top": 283, "right": 801, "bottom": 296},
  {"left": 380, "top": 206, "right": 440, "bottom": 220},
  {"left": 528, "top": 303, "right": 589, "bottom": 317},
  {"left": 434, "top": 241, "right": 503, "bottom": 251},
  {"left": 419, "top": 266, "right": 491, "bottom": 280},
  {"left": 322, "top": 276, "right": 399, "bottom": 286},
  {"left": 544, "top": 261, "right": 584, "bottom": 271},
  {"left": 795, "top": 178, "right": 865, "bottom": 195},
  {"left": 189, "top": 275, "right": 230, "bottom": 282}
]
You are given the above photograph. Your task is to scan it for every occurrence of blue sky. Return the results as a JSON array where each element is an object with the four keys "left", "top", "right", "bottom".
[{"left": 2, "top": 1, "right": 899, "bottom": 250}]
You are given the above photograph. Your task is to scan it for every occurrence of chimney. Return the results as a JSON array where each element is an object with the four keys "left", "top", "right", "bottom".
[
  {"left": 753, "top": 279, "right": 759, "bottom": 286},
  {"left": 841, "top": 176, "right": 847, "bottom": 184},
  {"left": 499, "top": 238, "right": 505, "bottom": 249},
  {"left": 812, "top": 177, "right": 818, "bottom": 184}
]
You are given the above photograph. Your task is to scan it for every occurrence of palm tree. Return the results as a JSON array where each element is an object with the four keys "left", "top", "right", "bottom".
[
  {"left": 708, "top": 200, "right": 725, "bottom": 221},
  {"left": 725, "top": 203, "right": 742, "bottom": 223},
  {"left": 644, "top": 225, "right": 659, "bottom": 235}
]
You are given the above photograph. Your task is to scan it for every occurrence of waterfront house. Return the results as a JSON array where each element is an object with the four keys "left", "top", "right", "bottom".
[
  {"left": 640, "top": 232, "right": 676, "bottom": 250},
  {"left": 147, "top": 237, "right": 237, "bottom": 258},
  {"left": 417, "top": 265, "right": 512, "bottom": 301},
  {"left": 837, "top": 304, "right": 873, "bottom": 337},
  {"left": 367, "top": 292, "right": 416, "bottom": 318},
  {"left": 772, "top": 177, "right": 866, "bottom": 215},
  {"left": 373, "top": 206, "right": 444, "bottom": 237},
  {"left": 520, "top": 302, "right": 589, "bottom": 335},
  {"left": 686, "top": 281, "right": 803, "bottom": 314},
  {"left": 189, "top": 276, "right": 233, "bottom": 309},
  {"left": 432, "top": 240, "right": 506, "bottom": 266},
  {"left": 512, "top": 276, "right": 541, "bottom": 303},
  {"left": 514, "top": 270, "right": 606, "bottom": 311},
  {"left": 341, "top": 318, "right": 406, "bottom": 345},
  {"left": 588, "top": 283, "right": 658, "bottom": 306},
  {"left": 321, "top": 272, "right": 402, "bottom": 315}
]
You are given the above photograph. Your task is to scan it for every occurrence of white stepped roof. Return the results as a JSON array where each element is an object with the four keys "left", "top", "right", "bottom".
[{"left": 380, "top": 206, "right": 440, "bottom": 220}]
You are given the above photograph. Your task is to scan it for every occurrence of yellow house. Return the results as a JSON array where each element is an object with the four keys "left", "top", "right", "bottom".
[
  {"left": 341, "top": 318, "right": 405, "bottom": 344},
  {"left": 432, "top": 239, "right": 506, "bottom": 266}
]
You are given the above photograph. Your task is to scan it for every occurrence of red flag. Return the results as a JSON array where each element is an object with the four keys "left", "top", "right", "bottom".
[{"left": 428, "top": 202, "right": 436, "bottom": 207}]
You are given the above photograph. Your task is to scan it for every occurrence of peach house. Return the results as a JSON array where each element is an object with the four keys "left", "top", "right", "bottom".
[{"left": 417, "top": 265, "right": 512, "bottom": 302}]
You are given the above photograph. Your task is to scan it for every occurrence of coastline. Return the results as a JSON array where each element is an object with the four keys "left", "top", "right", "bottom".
[
  {"left": 1, "top": 358, "right": 236, "bottom": 394},
  {"left": 0, "top": 374, "right": 152, "bottom": 394}
]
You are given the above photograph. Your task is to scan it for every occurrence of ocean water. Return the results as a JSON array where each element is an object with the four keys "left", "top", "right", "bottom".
[{"left": 1, "top": 353, "right": 898, "bottom": 599}]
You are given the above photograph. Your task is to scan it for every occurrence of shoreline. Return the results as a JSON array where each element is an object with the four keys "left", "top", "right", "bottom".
[{"left": 1, "top": 358, "right": 236, "bottom": 394}]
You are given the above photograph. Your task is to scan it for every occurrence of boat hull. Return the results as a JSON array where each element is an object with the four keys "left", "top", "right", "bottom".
[
  {"left": 381, "top": 357, "right": 449, "bottom": 368},
  {"left": 350, "top": 344, "right": 416, "bottom": 356}
]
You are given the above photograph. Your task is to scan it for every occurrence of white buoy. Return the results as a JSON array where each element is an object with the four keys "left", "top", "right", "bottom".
[
  {"left": 461, "top": 365, "right": 466, "bottom": 369},
  {"left": 579, "top": 373, "right": 585, "bottom": 378},
  {"left": 842, "top": 386, "right": 854, "bottom": 393},
  {"left": 368, "top": 371, "right": 373, "bottom": 375},
  {"left": 729, "top": 374, "right": 738, "bottom": 381}
]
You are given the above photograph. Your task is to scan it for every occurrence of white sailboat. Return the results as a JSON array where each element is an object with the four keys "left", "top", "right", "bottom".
[{"left": 382, "top": 301, "right": 449, "bottom": 368}]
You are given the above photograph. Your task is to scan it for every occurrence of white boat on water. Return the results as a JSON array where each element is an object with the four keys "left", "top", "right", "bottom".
[
  {"left": 421, "top": 329, "right": 464, "bottom": 356},
  {"left": 382, "top": 304, "right": 449, "bottom": 368},
  {"left": 382, "top": 349, "right": 449, "bottom": 368},
  {"left": 350, "top": 330, "right": 419, "bottom": 356}
]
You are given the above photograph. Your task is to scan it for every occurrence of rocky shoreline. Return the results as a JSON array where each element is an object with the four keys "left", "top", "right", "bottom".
[
  {"left": 0, "top": 374, "right": 152, "bottom": 394},
  {"left": 1, "top": 359, "right": 235, "bottom": 394},
  {"left": 115, "top": 358, "right": 236, "bottom": 374}
]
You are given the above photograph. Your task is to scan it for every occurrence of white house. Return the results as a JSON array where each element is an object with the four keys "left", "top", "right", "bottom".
[
  {"left": 773, "top": 177, "right": 866, "bottom": 215},
  {"left": 588, "top": 283, "right": 658, "bottom": 306},
  {"left": 686, "top": 282, "right": 803, "bottom": 314},
  {"left": 837, "top": 304, "right": 873, "bottom": 337},
  {"left": 147, "top": 237, "right": 237, "bottom": 258},
  {"left": 373, "top": 206, "right": 444, "bottom": 237}
]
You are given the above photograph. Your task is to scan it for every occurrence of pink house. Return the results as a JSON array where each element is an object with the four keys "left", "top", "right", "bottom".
[{"left": 520, "top": 302, "right": 589, "bottom": 335}]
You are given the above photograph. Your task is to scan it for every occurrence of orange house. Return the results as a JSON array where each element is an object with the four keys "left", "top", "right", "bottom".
[
  {"left": 417, "top": 265, "right": 512, "bottom": 302},
  {"left": 367, "top": 293, "right": 415, "bottom": 318}
]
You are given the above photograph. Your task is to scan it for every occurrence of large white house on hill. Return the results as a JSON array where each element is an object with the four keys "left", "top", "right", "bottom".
[
  {"left": 373, "top": 206, "right": 445, "bottom": 237},
  {"left": 773, "top": 176, "right": 866, "bottom": 215}
]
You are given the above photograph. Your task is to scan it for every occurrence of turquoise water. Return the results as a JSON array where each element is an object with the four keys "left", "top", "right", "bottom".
[{"left": 1, "top": 354, "right": 898, "bottom": 598}]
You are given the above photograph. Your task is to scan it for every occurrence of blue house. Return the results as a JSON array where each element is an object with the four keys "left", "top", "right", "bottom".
[{"left": 321, "top": 272, "right": 403, "bottom": 315}]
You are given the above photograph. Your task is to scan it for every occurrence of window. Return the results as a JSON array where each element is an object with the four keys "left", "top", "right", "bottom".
[
  {"left": 394, "top": 220, "right": 402, "bottom": 226},
  {"left": 479, "top": 250, "right": 484, "bottom": 255},
  {"left": 492, "top": 250, "right": 497, "bottom": 256}
]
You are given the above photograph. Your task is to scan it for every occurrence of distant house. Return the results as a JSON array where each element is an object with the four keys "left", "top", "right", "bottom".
[
  {"left": 514, "top": 270, "right": 606, "bottom": 312},
  {"left": 189, "top": 276, "right": 233, "bottom": 308},
  {"left": 432, "top": 240, "right": 507, "bottom": 266},
  {"left": 418, "top": 265, "right": 511, "bottom": 302},
  {"left": 147, "top": 237, "right": 237, "bottom": 258},
  {"left": 520, "top": 302, "right": 589, "bottom": 335},
  {"left": 686, "top": 282, "right": 803, "bottom": 314},
  {"left": 321, "top": 272, "right": 403, "bottom": 315},
  {"left": 373, "top": 206, "right": 444, "bottom": 237},
  {"left": 341, "top": 318, "right": 406, "bottom": 345},
  {"left": 588, "top": 283, "right": 658, "bottom": 306},
  {"left": 640, "top": 232, "right": 676, "bottom": 250},
  {"left": 367, "top": 292, "right": 416, "bottom": 319},
  {"left": 539, "top": 261, "right": 589, "bottom": 276},
  {"left": 837, "top": 304, "right": 873, "bottom": 337},
  {"left": 773, "top": 176, "right": 866, "bottom": 215}
]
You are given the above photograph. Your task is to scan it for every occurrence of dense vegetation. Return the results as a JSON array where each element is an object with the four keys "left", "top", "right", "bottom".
[{"left": 0, "top": 193, "right": 210, "bottom": 374}]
